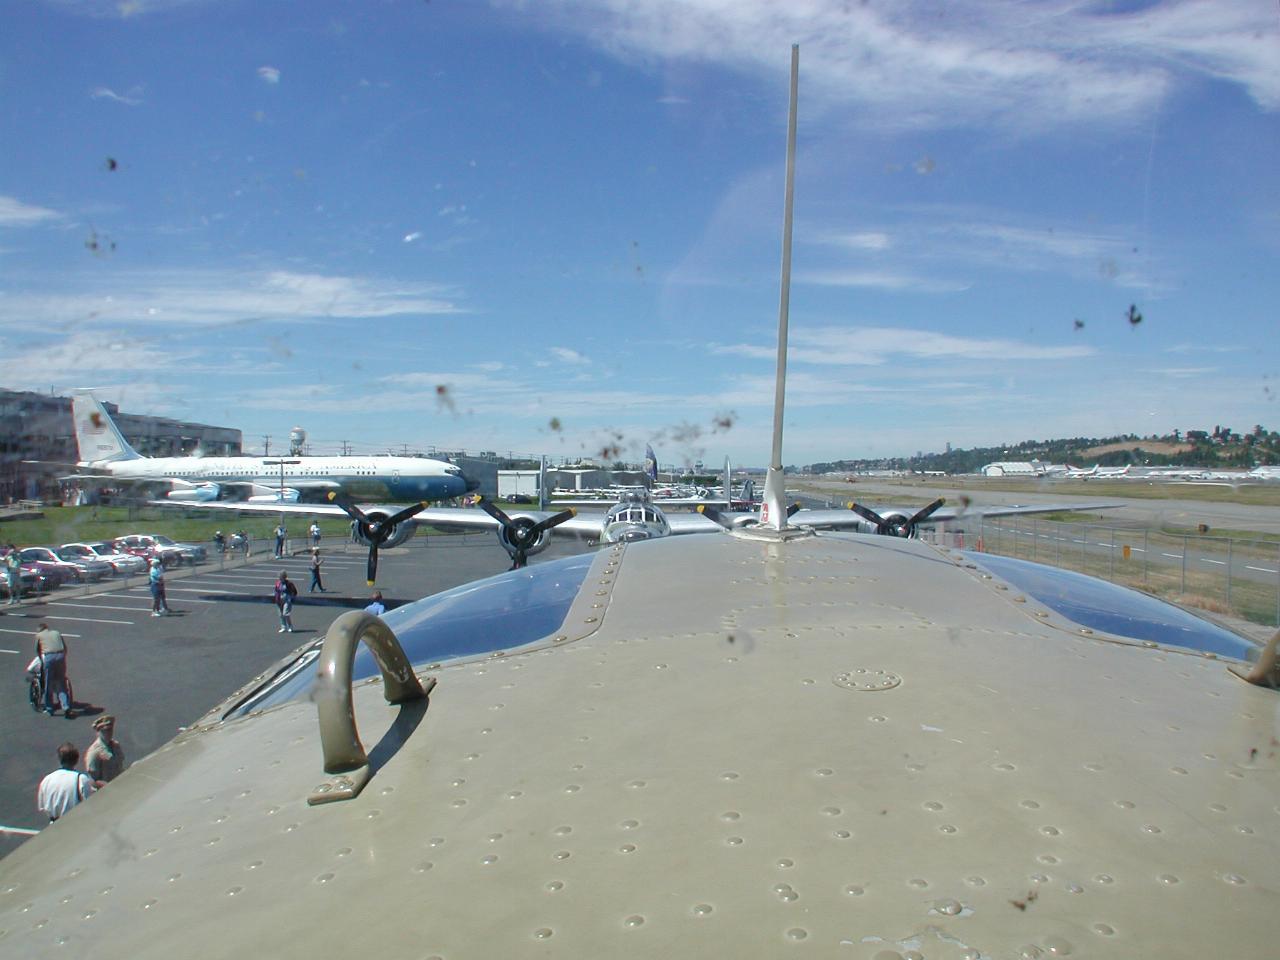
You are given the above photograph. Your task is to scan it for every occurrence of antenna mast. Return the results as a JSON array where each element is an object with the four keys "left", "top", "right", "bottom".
[{"left": 760, "top": 44, "right": 799, "bottom": 532}]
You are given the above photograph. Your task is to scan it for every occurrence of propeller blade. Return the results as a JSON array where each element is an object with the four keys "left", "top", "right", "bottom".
[
  {"left": 531, "top": 509, "right": 575, "bottom": 536},
  {"left": 326, "top": 491, "right": 370, "bottom": 526},
  {"left": 478, "top": 497, "right": 513, "bottom": 527},
  {"left": 907, "top": 498, "right": 946, "bottom": 528},
  {"left": 385, "top": 501, "right": 429, "bottom": 528},
  {"left": 697, "top": 503, "right": 733, "bottom": 531},
  {"left": 786, "top": 502, "right": 802, "bottom": 518},
  {"left": 366, "top": 542, "right": 379, "bottom": 586},
  {"left": 848, "top": 502, "right": 889, "bottom": 533}
]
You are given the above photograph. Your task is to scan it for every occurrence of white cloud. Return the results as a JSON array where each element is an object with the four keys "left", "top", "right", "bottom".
[
  {"left": 550, "top": 346, "right": 590, "bottom": 365},
  {"left": 257, "top": 66, "right": 281, "bottom": 85},
  {"left": 90, "top": 86, "right": 143, "bottom": 106},
  {"left": 515, "top": 0, "right": 1277, "bottom": 131},
  {"left": 714, "top": 325, "right": 1095, "bottom": 366},
  {"left": 0, "top": 269, "right": 463, "bottom": 329},
  {"left": 0, "top": 196, "right": 63, "bottom": 227},
  {"left": 796, "top": 269, "right": 970, "bottom": 293}
]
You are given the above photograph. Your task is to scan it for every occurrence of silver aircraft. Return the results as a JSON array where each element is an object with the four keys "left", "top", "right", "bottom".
[{"left": 2, "top": 47, "right": 1276, "bottom": 960}]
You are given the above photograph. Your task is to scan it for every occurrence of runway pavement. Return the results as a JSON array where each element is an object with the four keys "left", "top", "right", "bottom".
[{"left": 0, "top": 533, "right": 591, "bottom": 857}]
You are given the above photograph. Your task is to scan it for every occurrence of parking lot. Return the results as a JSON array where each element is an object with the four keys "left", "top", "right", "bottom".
[{"left": 0, "top": 532, "right": 592, "bottom": 856}]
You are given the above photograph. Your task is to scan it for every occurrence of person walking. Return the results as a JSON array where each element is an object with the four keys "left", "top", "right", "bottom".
[
  {"left": 35, "top": 622, "right": 73, "bottom": 718},
  {"left": 148, "top": 558, "right": 171, "bottom": 616},
  {"left": 273, "top": 571, "right": 297, "bottom": 632},
  {"left": 5, "top": 545, "right": 21, "bottom": 605},
  {"left": 37, "top": 742, "right": 95, "bottom": 823},
  {"left": 309, "top": 521, "right": 321, "bottom": 548},
  {"left": 273, "top": 523, "right": 287, "bottom": 559},
  {"left": 308, "top": 549, "right": 325, "bottom": 593},
  {"left": 84, "top": 715, "right": 127, "bottom": 787}
]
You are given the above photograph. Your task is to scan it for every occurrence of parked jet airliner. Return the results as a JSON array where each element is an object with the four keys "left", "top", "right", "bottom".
[{"left": 68, "top": 393, "right": 476, "bottom": 506}]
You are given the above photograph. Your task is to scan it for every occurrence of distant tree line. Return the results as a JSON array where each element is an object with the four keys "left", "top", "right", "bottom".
[{"left": 799, "top": 424, "right": 1280, "bottom": 475}]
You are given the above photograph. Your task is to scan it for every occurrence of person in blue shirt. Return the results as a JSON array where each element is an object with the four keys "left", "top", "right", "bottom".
[
  {"left": 148, "top": 559, "right": 170, "bottom": 616},
  {"left": 364, "top": 591, "right": 386, "bottom": 616}
]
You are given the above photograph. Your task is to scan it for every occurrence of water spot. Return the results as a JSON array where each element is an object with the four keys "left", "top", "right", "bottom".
[
  {"left": 315, "top": 873, "right": 334, "bottom": 884},
  {"left": 720, "top": 812, "right": 740, "bottom": 822},
  {"left": 815, "top": 767, "right": 834, "bottom": 777},
  {"left": 481, "top": 856, "right": 498, "bottom": 865},
  {"left": 726, "top": 836, "right": 744, "bottom": 846},
  {"left": 554, "top": 826, "right": 572, "bottom": 836},
  {"left": 620, "top": 819, "right": 640, "bottom": 830},
  {"left": 1114, "top": 800, "right": 1135, "bottom": 809},
  {"left": 1020, "top": 946, "right": 1042, "bottom": 959},
  {"left": 1223, "top": 873, "right": 1246, "bottom": 885},
  {"left": 965, "top": 876, "right": 986, "bottom": 887},
  {"left": 413, "top": 862, "right": 434, "bottom": 874},
  {"left": 225, "top": 887, "right": 242, "bottom": 897},
  {"left": 1041, "top": 826, "right": 1061, "bottom": 837},
  {"left": 1038, "top": 854, "right": 1060, "bottom": 865},
  {"left": 1093, "top": 874, "right": 1114, "bottom": 884},
  {"left": 923, "top": 801, "right": 943, "bottom": 812},
  {"left": 939, "top": 825, "right": 957, "bottom": 834},
  {"left": 834, "top": 830, "right": 852, "bottom": 839},
  {"left": 246, "top": 860, "right": 263, "bottom": 870},
  {"left": 935, "top": 899, "right": 962, "bottom": 916},
  {"left": 619, "top": 845, "right": 636, "bottom": 854},
  {"left": 994, "top": 763, "right": 1015, "bottom": 772},
  {"left": 908, "top": 878, "right": 929, "bottom": 889},
  {"left": 627, "top": 780, "right": 646, "bottom": 789},
  {"left": 1043, "top": 935, "right": 1074, "bottom": 955},
  {"left": 721, "top": 772, "right": 740, "bottom": 781},
  {"left": 822, "top": 807, "right": 841, "bottom": 817},
  {"left": 429, "top": 837, "right": 446, "bottom": 847},
  {"left": 553, "top": 851, "right": 571, "bottom": 861},
  {"left": 1142, "top": 824, "right": 1162, "bottom": 834}
]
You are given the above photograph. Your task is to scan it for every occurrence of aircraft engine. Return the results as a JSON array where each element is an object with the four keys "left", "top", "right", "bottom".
[
  {"left": 352, "top": 512, "right": 418, "bottom": 549},
  {"left": 166, "top": 482, "right": 220, "bottom": 502},
  {"left": 849, "top": 498, "right": 945, "bottom": 538},
  {"left": 495, "top": 516, "right": 554, "bottom": 560}
]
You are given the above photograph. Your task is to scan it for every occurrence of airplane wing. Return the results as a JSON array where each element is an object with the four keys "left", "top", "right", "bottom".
[{"left": 790, "top": 500, "right": 1123, "bottom": 531}]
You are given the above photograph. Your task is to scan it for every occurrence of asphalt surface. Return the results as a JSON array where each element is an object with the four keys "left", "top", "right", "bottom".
[{"left": 0, "top": 532, "right": 591, "bottom": 858}]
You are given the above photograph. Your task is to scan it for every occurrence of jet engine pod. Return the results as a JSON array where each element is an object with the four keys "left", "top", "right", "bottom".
[{"left": 166, "top": 482, "right": 221, "bottom": 502}]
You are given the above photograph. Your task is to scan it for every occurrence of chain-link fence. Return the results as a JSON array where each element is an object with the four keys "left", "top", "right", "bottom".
[{"left": 923, "top": 516, "right": 1280, "bottom": 628}]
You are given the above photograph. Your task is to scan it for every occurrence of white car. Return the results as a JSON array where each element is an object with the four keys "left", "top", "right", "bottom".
[{"left": 61, "top": 541, "right": 148, "bottom": 576}]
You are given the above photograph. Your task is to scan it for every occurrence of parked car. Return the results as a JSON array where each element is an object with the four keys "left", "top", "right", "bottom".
[
  {"left": 51, "top": 546, "right": 115, "bottom": 581},
  {"left": 20, "top": 546, "right": 109, "bottom": 584},
  {"left": 113, "top": 534, "right": 207, "bottom": 566},
  {"left": 0, "top": 548, "right": 52, "bottom": 598},
  {"left": 60, "top": 542, "right": 147, "bottom": 576}
]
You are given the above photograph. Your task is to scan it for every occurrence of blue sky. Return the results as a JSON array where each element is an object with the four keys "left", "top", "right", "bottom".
[{"left": 1, "top": 0, "right": 1276, "bottom": 467}]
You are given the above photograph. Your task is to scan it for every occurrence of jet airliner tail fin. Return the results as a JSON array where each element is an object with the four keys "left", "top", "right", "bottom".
[{"left": 71, "top": 393, "right": 143, "bottom": 464}]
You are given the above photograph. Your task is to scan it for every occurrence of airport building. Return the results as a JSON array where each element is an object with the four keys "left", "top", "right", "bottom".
[{"left": 0, "top": 389, "right": 243, "bottom": 503}]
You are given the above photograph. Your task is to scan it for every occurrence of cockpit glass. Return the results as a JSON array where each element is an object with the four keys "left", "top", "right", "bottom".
[
  {"left": 224, "top": 551, "right": 595, "bottom": 719},
  {"left": 966, "top": 552, "right": 1259, "bottom": 662}
]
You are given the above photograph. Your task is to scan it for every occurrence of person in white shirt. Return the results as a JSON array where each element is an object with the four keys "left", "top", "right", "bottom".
[{"left": 37, "top": 742, "right": 95, "bottom": 822}]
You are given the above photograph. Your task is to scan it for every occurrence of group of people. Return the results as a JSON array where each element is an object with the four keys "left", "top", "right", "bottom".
[
  {"left": 272, "top": 522, "right": 321, "bottom": 560},
  {"left": 31, "top": 619, "right": 127, "bottom": 822},
  {"left": 36, "top": 715, "right": 126, "bottom": 823}
]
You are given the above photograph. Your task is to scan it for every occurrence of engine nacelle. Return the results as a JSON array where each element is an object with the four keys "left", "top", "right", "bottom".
[
  {"left": 247, "top": 489, "right": 301, "bottom": 504},
  {"left": 352, "top": 512, "right": 417, "bottom": 549},
  {"left": 496, "top": 517, "right": 553, "bottom": 561},
  {"left": 167, "top": 482, "right": 220, "bottom": 503},
  {"left": 871, "top": 511, "right": 917, "bottom": 537}
]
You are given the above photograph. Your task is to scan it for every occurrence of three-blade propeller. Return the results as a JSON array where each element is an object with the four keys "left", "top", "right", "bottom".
[
  {"left": 478, "top": 497, "right": 576, "bottom": 570},
  {"left": 327, "top": 493, "right": 429, "bottom": 585},
  {"left": 848, "top": 497, "right": 946, "bottom": 538}
]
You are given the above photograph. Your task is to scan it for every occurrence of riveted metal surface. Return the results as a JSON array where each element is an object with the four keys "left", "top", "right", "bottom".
[
  {"left": 2, "top": 533, "right": 1276, "bottom": 959},
  {"left": 834, "top": 669, "right": 902, "bottom": 692}
]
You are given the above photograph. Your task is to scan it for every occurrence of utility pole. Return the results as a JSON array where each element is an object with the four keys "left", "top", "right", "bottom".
[
  {"left": 340, "top": 440, "right": 351, "bottom": 456},
  {"left": 262, "top": 435, "right": 271, "bottom": 456}
]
